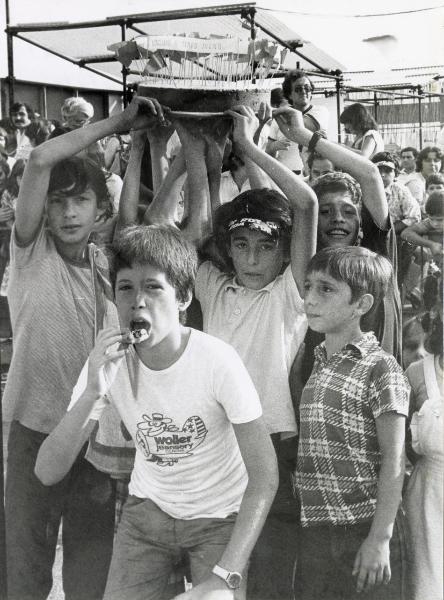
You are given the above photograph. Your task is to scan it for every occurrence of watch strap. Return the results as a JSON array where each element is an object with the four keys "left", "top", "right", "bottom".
[{"left": 212, "top": 564, "right": 242, "bottom": 589}]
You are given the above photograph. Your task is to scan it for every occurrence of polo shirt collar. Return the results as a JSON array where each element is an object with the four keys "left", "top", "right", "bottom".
[
  {"left": 224, "top": 274, "right": 276, "bottom": 293},
  {"left": 315, "top": 331, "right": 379, "bottom": 362}
]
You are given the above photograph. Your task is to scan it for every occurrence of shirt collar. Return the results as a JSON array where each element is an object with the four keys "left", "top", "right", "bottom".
[
  {"left": 224, "top": 274, "right": 276, "bottom": 293},
  {"left": 315, "top": 331, "right": 380, "bottom": 362}
]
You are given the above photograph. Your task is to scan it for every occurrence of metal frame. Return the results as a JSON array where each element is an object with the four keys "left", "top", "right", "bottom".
[
  {"left": 342, "top": 82, "right": 444, "bottom": 149},
  {"left": 4, "top": 2, "right": 344, "bottom": 119},
  {"left": 4, "top": 2, "right": 442, "bottom": 142}
]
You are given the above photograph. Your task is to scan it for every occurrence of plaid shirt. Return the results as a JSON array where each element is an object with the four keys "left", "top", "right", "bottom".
[
  {"left": 385, "top": 182, "right": 421, "bottom": 226},
  {"left": 294, "top": 332, "right": 409, "bottom": 527}
]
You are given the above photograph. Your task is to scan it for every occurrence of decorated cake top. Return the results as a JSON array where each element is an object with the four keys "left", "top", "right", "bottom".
[{"left": 108, "top": 33, "right": 287, "bottom": 90}]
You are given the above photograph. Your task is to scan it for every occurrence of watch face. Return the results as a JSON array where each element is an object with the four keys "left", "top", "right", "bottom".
[{"left": 226, "top": 573, "right": 242, "bottom": 589}]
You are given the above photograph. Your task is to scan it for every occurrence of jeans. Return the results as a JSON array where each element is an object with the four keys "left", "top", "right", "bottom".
[
  {"left": 104, "top": 496, "right": 239, "bottom": 600},
  {"left": 5, "top": 421, "right": 116, "bottom": 600},
  {"left": 293, "top": 513, "right": 408, "bottom": 600}
]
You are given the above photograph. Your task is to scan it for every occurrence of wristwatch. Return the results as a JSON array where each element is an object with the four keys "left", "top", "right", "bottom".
[{"left": 212, "top": 564, "right": 243, "bottom": 590}]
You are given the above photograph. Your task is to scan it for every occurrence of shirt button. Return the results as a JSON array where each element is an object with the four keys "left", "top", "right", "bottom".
[{"left": 234, "top": 308, "right": 241, "bottom": 315}]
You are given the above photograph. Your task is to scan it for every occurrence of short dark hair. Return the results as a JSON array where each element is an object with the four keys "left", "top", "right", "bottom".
[
  {"left": 425, "top": 191, "right": 444, "bottom": 217},
  {"left": 307, "top": 151, "right": 334, "bottom": 171},
  {"left": 425, "top": 173, "right": 444, "bottom": 188},
  {"left": 47, "top": 156, "right": 110, "bottom": 211},
  {"left": 111, "top": 225, "right": 198, "bottom": 306},
  {"left": 416, "top": 146, "right": 443, "bottom": 172},
  {"left": 26, "top": 119, "right": 52, "bottom": 146},
  {"left": 400, "top": 146, "right": 418, "bottom": 158},
  {"left": 312, "top": 172, "right": 362, "bottom": 206},
  {"left": 0, "top": 156, "right": 10, "bottom": 179},
  {"left": 282, "top": 70, "right": 314, "bottom": 101},
  {"left": 306, "top": 246, "right": 392, "bottom": 308},
  {"left": 339, "top": 103, "right": 377, "bottom": 134},
  {"left": 212, "top": 188, "right": 292, "bottom": 272},
  {"left": 372, "top": 151, "right": 400, "bottom": 176},
  {"left": 10, "top": 102, "right": 35, "bottom": 120},
  {"left": 6, "top": 159, "right": 26, "bottom": 196},
  {"left": 270, "top": 87, "right": 285, "bottom": 108}
]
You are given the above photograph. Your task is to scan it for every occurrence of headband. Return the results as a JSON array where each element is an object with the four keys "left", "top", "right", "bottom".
[
  {"left": 227, "top": 217, "right": 281, "bottom": 236},
  {"left": 375, "top": 161, "right": 396, "bottom": 170}
]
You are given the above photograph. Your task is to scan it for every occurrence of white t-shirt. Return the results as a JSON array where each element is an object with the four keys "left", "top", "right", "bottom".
[
  {"left": 268, "top": 119, "right": 303, "bottom": 172},
  {"left": 70, "top": 329, "right": 262, "bottom": 520},
  {"left": 106, "top": 173, "right": 123, "bottom": 213},
  {"left": 404, "top": 172, "right": 426, "bottom": 210},
  {"left": 268, "top": 104, "right": 330, "bottom": 173},
  {"left": 219, "top": 171, "right": 250, "bottom": 206},
  {"left": 352, "top": 129, "right": 384, "bottom": 158},
  {"left": 195, "top": 263, "right": 306, "bottom": 436}
]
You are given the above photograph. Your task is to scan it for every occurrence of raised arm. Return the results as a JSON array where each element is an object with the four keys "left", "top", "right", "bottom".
[
  {"left": 143, "top": 148, "right": 187, "bottom": 227},
  {"left": 104, "top": 135, "right": 121, "bottom": 171},
  {"left": 118, "top": 129, "right": 148, "bottom": 228},
  {"left": 202, "top": 118, "right": 231, "bottom": 215},
  {"left": 173, "top": 119, "right": 211, "bottom": 245},
  {"left": 147, "top": 120, "right": 177, "bottom": 194},
  {"left": 274, "top": 106, "right": 388, "bottom": 229},
  {"left": 227, "top": 105, "right": 318, "bottom": 293},
  {"left": 16, "top": 96, "right": 165, "bottom": 245}
]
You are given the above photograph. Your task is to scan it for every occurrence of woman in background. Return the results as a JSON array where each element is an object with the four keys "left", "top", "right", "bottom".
[{"left": 340, "top": 102, "right": 384, "bottom": 159}]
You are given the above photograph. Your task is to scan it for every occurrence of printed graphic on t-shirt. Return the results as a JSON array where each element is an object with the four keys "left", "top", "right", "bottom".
[{"left": 135, "top": 412, "right": 208, "bottom": 466}]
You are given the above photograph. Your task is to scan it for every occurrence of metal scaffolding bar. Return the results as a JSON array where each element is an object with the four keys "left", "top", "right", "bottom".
[
  {"left": 6, "top": 3, "right": 257, "bottom": 32},
  {"left": 12, "top": 32, "right": 123, "bottom": 86},
  {"left": 3, "top": 1, "right": 441, "bottom": 146}
]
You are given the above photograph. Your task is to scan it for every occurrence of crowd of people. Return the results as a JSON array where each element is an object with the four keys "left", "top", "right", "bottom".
[{"left": 1, "top": 68, "right": 443, "bottom": 600}]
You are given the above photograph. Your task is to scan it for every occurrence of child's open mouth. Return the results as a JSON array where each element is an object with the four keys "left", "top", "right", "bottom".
[
  {"left": 327, "top": 228, "right": 349, "bottom": 238},
  {"left": 127, "top": 319, "right": 151, "bottom": 344}
]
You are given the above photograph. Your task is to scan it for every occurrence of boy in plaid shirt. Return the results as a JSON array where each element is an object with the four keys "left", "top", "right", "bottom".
[{"left": 294, "top": 246, "right": 409, "bottom": 600}]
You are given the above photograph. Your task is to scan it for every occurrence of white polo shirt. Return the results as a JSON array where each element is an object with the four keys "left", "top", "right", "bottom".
[{"left": 195, "top": 262, "right": 307, "bottom": 436}]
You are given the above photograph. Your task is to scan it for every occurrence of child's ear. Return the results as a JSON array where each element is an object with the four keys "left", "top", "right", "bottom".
[
  {"left": 356, "top": 293, "right": 374, "bottom": 316},
  {"left": 354, "top": 226, "right": 364, "bottom": 246},
  {"left": 178, "top": 291, "right": 193, "bottom": 312}
]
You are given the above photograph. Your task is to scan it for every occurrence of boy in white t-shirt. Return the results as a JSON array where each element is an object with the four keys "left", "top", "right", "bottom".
[
  {"left": 136, "top": 105, "right": 318, "bottom": 600},
  {"left": 35, "top": 224, "right": 278, "bottom": 600}
]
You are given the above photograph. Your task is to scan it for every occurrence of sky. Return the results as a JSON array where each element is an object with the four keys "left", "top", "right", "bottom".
[
  {"left": 6, "top": 0, "right": 444, "bottom": 21},
  {"left": 0, "top": 1, "right": 442, "bottom": 89}
]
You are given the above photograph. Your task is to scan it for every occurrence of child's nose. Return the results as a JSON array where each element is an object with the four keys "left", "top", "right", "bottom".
[
  {"left": 134, "top": 292, "right": 147, "bottom": 308},
  {"left": 63, "top": 199, "right": 77, "bottom": 217},
  {"left": 332, "top": 208, "right": 345, "bottom": 222},
  {"left": 304, "top": 290, "right": 315, "bottom": 306},
  {"left": 247, "top": 248, "right": 259, "bottom": 265}
]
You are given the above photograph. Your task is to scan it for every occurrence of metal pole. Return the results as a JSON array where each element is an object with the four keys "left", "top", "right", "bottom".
[
  {"left": 13, "top": 33, "right": 122, "bottom": 86},
  {"left": 418, "top": 86, "right": 423, "bottom": 149},
  {"left": 41, "top": 86, "right": 48, "bottom": 118},
  {"left": 1, "top": 3, "right": 10, "bottom": 593},
  {"left": 249, "top": 7, "right": 256, "bottom": 84},
  {"left": 335, "top": 74, "right": 342, "bottom": 143},
  {"left": 5, "top": 0, "right": 15, "bottom": 111},
  {"left": 373, "top": 91, "right": 378, "bottom": 122},
  {"left": 0, "top": 348, "right": 6, "bottom": 600},
  {"left": 121, "top": 22, "right": 128, "bottom": 107}
]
